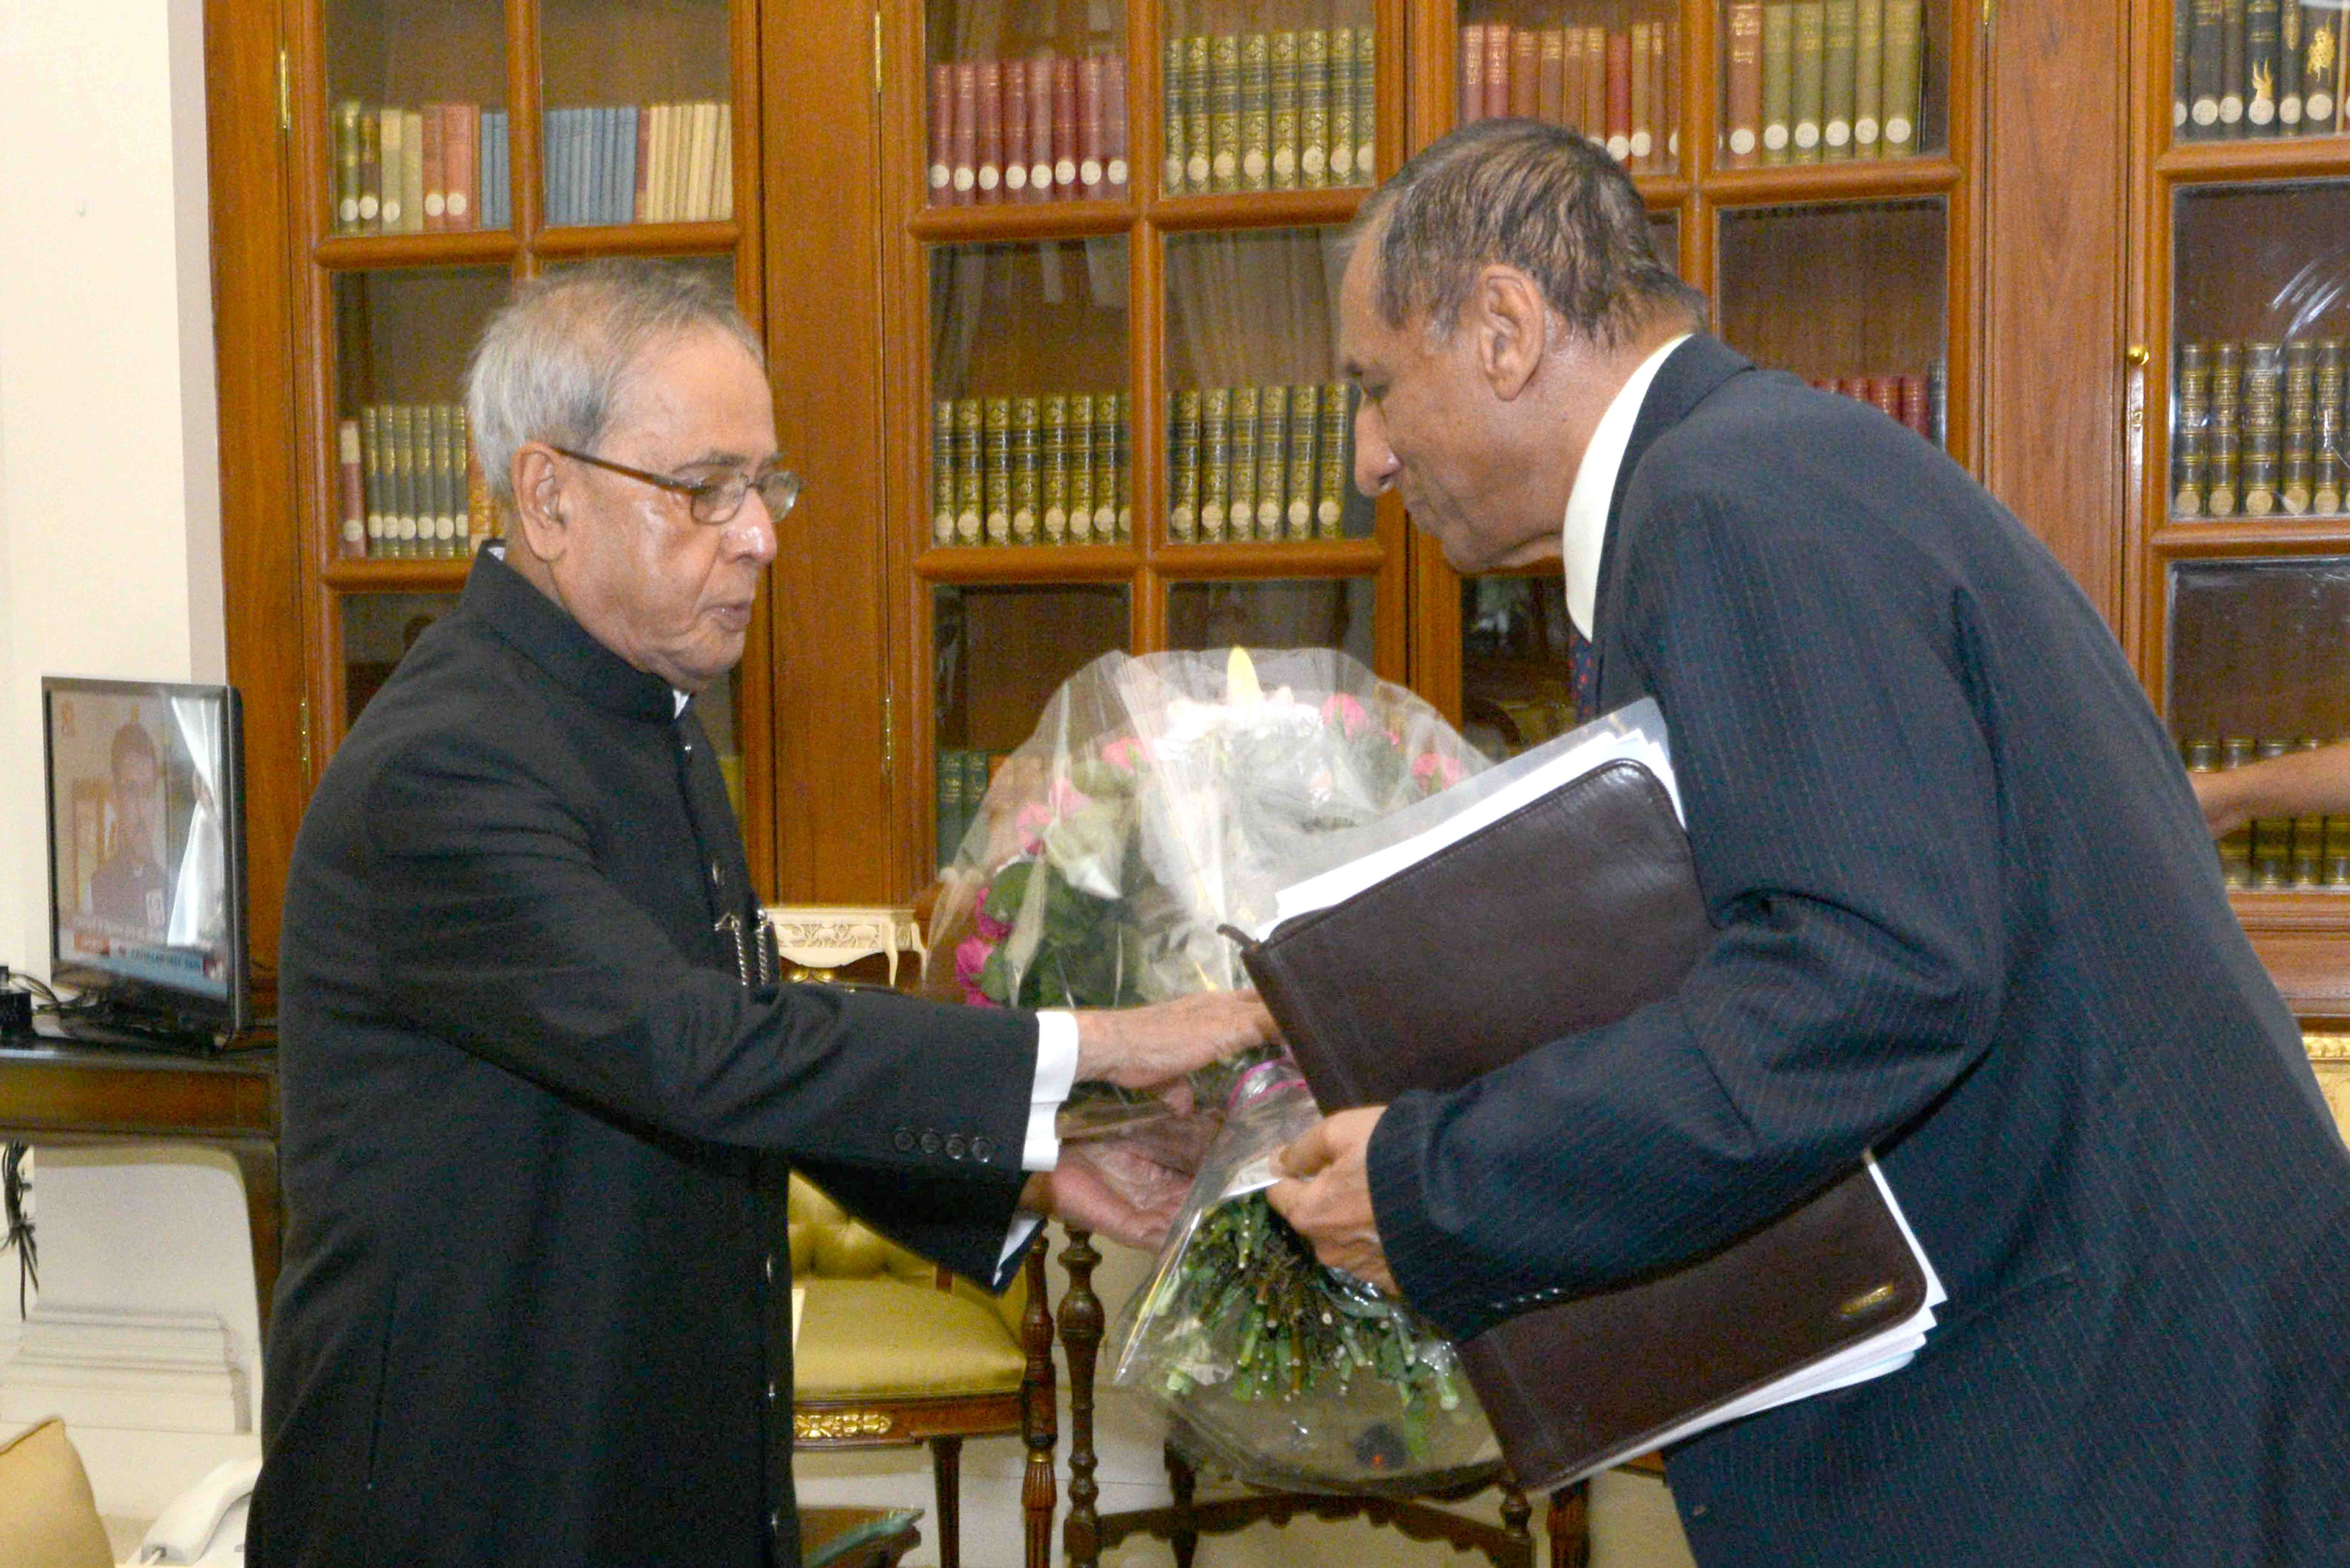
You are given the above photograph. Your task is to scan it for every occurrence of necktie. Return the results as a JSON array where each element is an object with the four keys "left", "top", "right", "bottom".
[{"left": 1569, "top": 626, "right": 1600, "bottom": 725}]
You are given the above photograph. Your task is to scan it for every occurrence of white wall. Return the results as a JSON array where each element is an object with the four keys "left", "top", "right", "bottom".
[{"left": 0, "top": 0, "right": 260, "bottom": 1524}]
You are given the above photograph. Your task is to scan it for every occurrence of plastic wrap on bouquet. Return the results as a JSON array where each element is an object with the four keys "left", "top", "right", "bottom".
[{"left": 1106, "top": 1060, "right": 1500, "bottom": 1493}]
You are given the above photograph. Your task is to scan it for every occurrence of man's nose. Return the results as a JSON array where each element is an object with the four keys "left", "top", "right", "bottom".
[
  {"left": 726, "top": 495, "right": 781, "bottom": 565},
  {"left": 1353, "top": 399, "right": 1398, "bottom": 499}
]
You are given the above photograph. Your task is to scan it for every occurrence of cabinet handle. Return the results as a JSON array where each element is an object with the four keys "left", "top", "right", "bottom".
[{"left": 2126, "top": 344, "right": 2150, "bottom": 368}]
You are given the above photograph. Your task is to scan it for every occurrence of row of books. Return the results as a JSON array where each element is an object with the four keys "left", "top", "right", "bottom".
[
  {"left": 1460, "top": 22, "right": 1677, "bottom": 172},
  {"left": 928, "top": 55, "right": 1128, "bottom": 205},
  {"left": 1809, "top": 366, "right": 1944, "bottom": 444},
  {"left": 2172, "top": 338, "right": 2347, "bottom": 520},
  {"left": 1168, "top": 383, "right": 1356, "bottom": 545},
  {"left": 543, "top": 103, "right": 734, "bottom": 227},
  {"left": 1161, "top": 28, "right": 1377, "bottom": 196},
  {"left": 930, "top": 393, "right": 1135, "bottom": 548},
  {"left": 936, "top": 748, "right": 1006, "bottom": 867},
  {"left": 331, "top": 102, "right": 511, "bottom": 235},
  {"left": 2183, "top": 736, "right": 2350, "bottom": 889},
  {"left": 337, "top": 404, "right": 489, "bottom": 559},
  {"left": 2175, "top": 0, "right": 2349, "bottom": 138},
  {"left": 1723, "top": 2, "right": 1926, "bottom": 166}
]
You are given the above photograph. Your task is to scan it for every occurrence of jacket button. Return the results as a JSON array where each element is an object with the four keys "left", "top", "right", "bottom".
[
  {"left": 970, "top": 1137, "right": 994, "bottom": 1162},
  {"left": 892, "top": 1125, "right": 917, "bottom": 1152},
  {"left": 771, "top": 1508, "right": 786, "bottom": 1535},
  {"left": 764, "top": 1254, "right": 776, "bottom": 1284},
  {"left": 945, "top": 1134, "right": 967, "bottom": 1159},
  {"left": 767, "top": 1379, "right": 779, "bottom": 1404},
  {"left": 919, "top": 1129, "right": 943, "bottom": 1155},
  {"left": 709, "top": 860, "right": 724, "bottom": 888}
]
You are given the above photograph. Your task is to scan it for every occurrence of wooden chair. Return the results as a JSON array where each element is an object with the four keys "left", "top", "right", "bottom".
[
  {"left": 1049, "top": 1228, "right": 1597, "bottom": 1568},
  {"left": 789, "top": 1176, "right": 1060, "bottom": 1568}
]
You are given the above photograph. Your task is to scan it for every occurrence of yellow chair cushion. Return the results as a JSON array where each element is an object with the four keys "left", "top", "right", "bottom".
[
  {"left": 0, "top": 1419, "right": 113, "bottom": 1568},
  {"left": 793, "top": 1278, "right": 1028, "bottom": 1400}
]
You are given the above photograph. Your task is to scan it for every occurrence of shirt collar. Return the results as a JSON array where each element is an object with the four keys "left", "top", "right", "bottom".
[{"left": 1562, "top": 334, "right": 1690, "bottom": 639}]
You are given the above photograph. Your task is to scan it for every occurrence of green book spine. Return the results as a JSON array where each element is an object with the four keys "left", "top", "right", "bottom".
[
  {"left": 1792, "top": 3, "right": 1826, "bottom": 162},
  {"left": 2249, "top": 0, "right": 2283, "bottom": 132},
  {"left": 1199, "top": 388, "right": 1231, "bottom": 542},
  {"left": 1227, "top": 385, "right": 1259, "bottom": 541},
  {"left": 1329, "top": 28, "right": 1358, "bottom": 187},
  {"left": 1041, "top": 395, "right": 1070, "bottom": 545},
  {"left": 1163, "top": 36, "right": 1188, "bottom": 194},
  {"left": 1316, "top": 382, "right": 1348, "bottom": 539},
  {"left": 937, "top": 748, "right": 966, "bottom": 869},
  {"left": 2279, "top": 0, "right": 2305, "bottom": 128},
  {"left": 1184, "top": 37, "right": 1212, "bottom": 191},
  {"left": 1761, "top": 5, "right": 1795, "bottom": 164},
  {"left": 2222, "top": 0, "right": 2248, "bottom": 133},
  {"left": 360, "top": 404, "right": 385, "bottom": 556},
  {"left": 954, "top": 398, "right": 983, "bottom": 545},
  {"left": 1210, "top": 34, "right": 1241, "bottom": 193},
  {"left": 431, "top": 403, "right": 457, "bottom": 555},
  {"left": 1093, "top": 392, "right": 1119, "bottom": 544},
  {"left": 1853, "top": 0, "right": 1884, "bottom": 155},
  {"left": 1881, "top": 0, "right": 1921, "bottom": 155},
  {"left": 2190, "top": 0, "right": 2226, "bottom": 133},
  {"left": 1011, "top": 396, "right": 1041, "bottom": 545},
  {"left": 1300, "top": 29, "right": 1330, "bottom": 188},
  {"left": 2304, "top": 5, "right": 2339, "bottom": 132},
  {"left": 982, "top": 397, "right": 1012, "bottom": 546},
  {"left": 1112, "top": 392, "right": 1132, "bottom": 544},
  {"left": 931, "top": 398, "right": 956, "bottom": 547},
  {"left": 2176, "top": 0, "right": 2193, "bottom": 132},
  {"left": 359, "top": 107, "right": 383, "bottom": 232},
  {"left": 393, "top": 404, "right": 420, "bottom": 556},
  {"left": 452, "top": 406, "right": 472, "bottom": 549},
  {"left": 2313, "top": 341, "right": 2344, "bottom": 511},
  {"left": 1822, "top": 0, "right": 1857, "bottom": 158},
  {"left": 1241, "top": 34, "right": 1271, "bottom": 192},
  {"left": 1353, "top": 23, "right": 1376, "bottom": 182},
  {"left": 1169, "top": 389, "right": 1202, "bottom": 544},
  {"left": 335, "top": 101, "right": 363, "bottom": 233},
  {"left": 1285, "top": 384, "right": 1319, "bottom": 540},
  {"left": 1066, "top": 394, "right": 1096, "bottom": 544},
  {"left": 962, "top": 751, "right": 992, "bottom": 856},
  {"left": 1255, "top": 383, "right": 1288, "bottom": 537},
  {"left": 1270, "top": 32, "right": 1300, "bottom": 189}
]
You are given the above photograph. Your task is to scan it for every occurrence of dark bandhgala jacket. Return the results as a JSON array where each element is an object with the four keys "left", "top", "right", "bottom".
[
  {"left": 252, "top": 547, "right": 1040, "bottom": 1567},
  {"left": 1369, "top": 336, "right": 2350, "bottom": 1564}
]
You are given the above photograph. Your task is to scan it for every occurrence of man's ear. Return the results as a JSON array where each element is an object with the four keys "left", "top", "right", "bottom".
[
  {"left": 511, "top": 444, "right": 569, "bottom": 562},
  {"left": 1470, "top": 265, "right": 1549, "bottom": 401}
]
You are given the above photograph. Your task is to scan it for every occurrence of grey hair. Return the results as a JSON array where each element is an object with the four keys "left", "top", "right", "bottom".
[
  {"left": 464, "top": 260, "right": 764, "bottom": 509},
  {"left": 1351, "top": 119, "right": 1707, "bottom": 349}
]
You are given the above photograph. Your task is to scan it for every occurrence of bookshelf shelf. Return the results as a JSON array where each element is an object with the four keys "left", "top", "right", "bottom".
[
  {"left": 1694, "top": 154, "right": 1960, "bottom": 204},
  {"left": 907, "top": 201, "right": 1137, "bottom": 243},
  {"left": 527, "top": 220, "right": 744, "bottom": 257},
  {"left": 315, "top": 231, "right": 523, "bottom": 270},
  {"left": 914, "top": 545, "right": 1142, "bottom": 584},
  {"left": 1146, "top": 187, "right": 1366, "bottom": 233},
  {"left": 320, "top": 557, "right": 472, "bottom": 590},
  {"left": 2154, "top": 137, "right": 2350, "bottom": 182},
  {"left": 2152, "top": 519, "right": 2350, "bottom": 556},
  {"left": 1148, "top": 539, "right": 1388, "bottom": 577}
]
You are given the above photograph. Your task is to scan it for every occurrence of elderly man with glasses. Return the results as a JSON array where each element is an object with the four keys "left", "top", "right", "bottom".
[{"left": 252, "top": 261, "right": 1274, "bottom": 1568}]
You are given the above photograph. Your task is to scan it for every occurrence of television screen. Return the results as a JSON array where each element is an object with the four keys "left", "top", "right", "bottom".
[{"left": 42, "top": 677, "right": 248, "bottom": 1043}]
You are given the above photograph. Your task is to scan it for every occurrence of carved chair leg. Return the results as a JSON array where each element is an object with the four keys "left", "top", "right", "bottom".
[
  {"left": 1020, "top": 1244, "right": 1059, "bottom": 1568},
  {"left": 1497, "top": 1480, "right": 1534, "bottom": 1568},
  {"left": 1546, "top": 1481, "right": 1591, "bottom": 1568},
  {"left": 931, "top": 1435, "right": 964, "bottom": 1568},
  {"left": 1059, "top": 1226, "right": 1104, "bottom": 1568},
  {"left": 1164, "top": 1441, "right": 1201, "bottom": 1568}
]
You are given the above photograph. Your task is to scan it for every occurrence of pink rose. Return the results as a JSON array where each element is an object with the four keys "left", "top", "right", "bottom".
[
  {"left": 973, "top": 907, "right": 1013, "bottom": 943},
  {"left": 960, "top": 984, "right": 1000, "bottom": 1009},
  {"left": 954, "top": 933, "right": 995, "bottom": 991},
  {"left": 1412, "top": 751, "right": 1466, "bottom": 791},
  {"left": 1320, "top": 692, "right": 1370, "bottom": 738},
  {"left": 1100, "top": 735, "right": 1148, "bottom": 772}
]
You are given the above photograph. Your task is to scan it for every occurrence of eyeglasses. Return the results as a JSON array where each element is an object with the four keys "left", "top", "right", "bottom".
[{"left": 549, "top": 445, "right": 801, "bottom": 526}]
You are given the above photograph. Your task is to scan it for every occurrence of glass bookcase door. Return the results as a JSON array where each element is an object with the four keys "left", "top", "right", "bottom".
[
  {"left": 323, "top": 0, "right": 509, "bottom": 237},
  {"left": 1167, "top": 577, "right": 1376, "bottom": 666},
  {"left": 1460, "top": 572, "right": 1578, "bottom": 760},
  {"left": 2171, "top": 0, "right": 2347, "bottom": 146},
  {"left": 1459, "top": 0, "right": 1679, "bottom": 174},
  {"left": 2168, "top": 181, "right": 2350, "bottom": 523},
  {"left": 1715, "top": 0, "right": 1945, "bottom": 169},
  {"left": 538, "top": 0, "right": 733, "bottom": 228},
  {"left": 340, "top": 591, "right": 462, "bottom": 721},
  {"left": 1158, "top": 4, "right": 1377, "bottom": 196},
  {"left": 924, "top": 0, "right": 1128, "bottom": 207},
  {"left": 2169, "top": 557, "right": 2350, "bottom": 890},
  {"left": 1163, "top": 226, "right": 1368, "bottom": 545},
  {"left": 331, "top": 265, "right": 510, "bottom": 560},
  {"left": 930, "top": 238, "right": 1132, "bottom": 549},
  {"left": 1717, "top": 196, "right": 1950, "bottom": 444}
]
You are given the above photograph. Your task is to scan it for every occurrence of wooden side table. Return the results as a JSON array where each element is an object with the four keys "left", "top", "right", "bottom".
[{"left": 0, "top": 1038, "right": 279, "bottom": 1338}]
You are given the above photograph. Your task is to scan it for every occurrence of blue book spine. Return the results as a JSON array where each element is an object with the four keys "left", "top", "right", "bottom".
[
  {"left": 484, "top": 110, "right": 507, "bottom": 229},
  {"left": 619, "top": 105, "right": 639, "bottom": 222},
  {"left": 542, "top": 109, "right": 562, "bottom": 225}
]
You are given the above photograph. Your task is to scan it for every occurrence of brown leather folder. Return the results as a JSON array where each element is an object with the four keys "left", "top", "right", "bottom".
[{"left": 1235, "top": 757, "right": 1930, "bottom": 1493}]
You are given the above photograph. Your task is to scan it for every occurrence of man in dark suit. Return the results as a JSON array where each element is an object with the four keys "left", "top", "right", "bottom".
[
  {"left": 252, "top": 261, "right": 1272, "bottom": 1567},
  {"left": 1270, "top": 120, "right": 2350, "bottom": 1563}
]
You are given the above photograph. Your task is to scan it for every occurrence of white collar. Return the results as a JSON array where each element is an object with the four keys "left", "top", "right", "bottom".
[{"left": 1562, "top": 335, "right": 1689, "bottom": 639}]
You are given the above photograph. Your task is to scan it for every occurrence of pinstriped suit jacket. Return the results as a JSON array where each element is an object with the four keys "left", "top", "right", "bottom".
[{"left": 1367, "top": 336, "right": 2350, "bottom": 1564}]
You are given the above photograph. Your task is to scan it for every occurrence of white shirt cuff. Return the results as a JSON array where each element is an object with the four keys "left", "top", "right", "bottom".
[
  {"left": 1022, "top": 1009, "right": 1080, "bottom": 1172},
  {"left": 997, "top": 1211, "right": 1045, "bottom": 1275}
]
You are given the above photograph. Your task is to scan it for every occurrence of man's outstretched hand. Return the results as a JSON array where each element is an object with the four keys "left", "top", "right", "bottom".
[
  {"left": 1024, "top": 1105, "right": 1227, "bottom": 1251},
  {"left": 1264, "top": 1105, "right": 1395, "bottom": 1295},
  {"left": 1071, "top": 990, "right": 1278, "bottom": 1090}
]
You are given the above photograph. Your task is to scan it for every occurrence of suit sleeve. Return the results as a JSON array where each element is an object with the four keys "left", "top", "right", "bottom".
[
  {"left": 1370, "top": 451, "right": 2011, "bottom": 1339},
  {"left": 357, "top": 727, "right": 1041, "bottom": 1190}
]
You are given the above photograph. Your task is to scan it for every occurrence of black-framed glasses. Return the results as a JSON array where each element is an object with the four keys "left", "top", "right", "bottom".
[{"left": 549, "top": 445, "right": 801, "bottom": 526}]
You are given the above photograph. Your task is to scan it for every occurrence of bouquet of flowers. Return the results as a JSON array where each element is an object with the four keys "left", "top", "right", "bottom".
[{"left": 927, "top": 647, "right": 1501, "bottom": 1491}]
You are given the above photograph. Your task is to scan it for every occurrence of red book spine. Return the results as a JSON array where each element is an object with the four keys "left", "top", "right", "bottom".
[
  {"left": 421, "top": 102, "right": 445, "bottom": 231},
  {"left": 338, "top": 418, "right": 366, "bottom": 559},
  {"left": 952, "top": 62, "right": 978, "bottom": 205},
  {"left": 1867, "top": 376, "right": 1901, "bottom": 418},
  {"left": 1726, "top": 4, "right": 1762, "bottom": 166},
  {"left": 443, "top": 103, "right": 476, "bottom": 230},
  {"left": 1629, "top": 26, "right": 1651, "bottom": 166},
  {"left": 1656, "top": 20, "right": 1675, "bottom": 165},
  {"left": 1027, "top": 54, "right": 1054, "bottom": 200},
  {"left": 1538, "top": 31, "right": 1567, "bottom": 124},
  {"left": 1511, "top": 28, "right": 1539, "bottom": 117},
  {"left": 929, "top": 63, "right": 955, "bottom": 205},
  {"left": 1900, "top": 373, "right": 1930, "bottom": 435},
  {"left": 1003, "top": 59, "right": 1032, "bottom": 200},
  {"left": 1103, "top": 51, "right": 1128, "bottom": 198},
  {"left": 975, "top": 59, "right": 1004, "bottom": 202},
  {"left": 1584, "top": 26, "right": 1608, "bottom": 136},
  {"left": 1485, "top": 24, "right": 1512, "bottom": 121},
  {"left": 1606, "top": 32, "right": 1633, "bottom": 160},
  {"left": 1079, "top": 53, "right": 1106, "bottom": 197},
  {"left": 1461, "top": 24, "right": 1486, "bottom": 123},
  {"left": 1562, "top": 28, "right": 1586, "bottom": 132},
  {"left": 1053, "top": 56, "right": 1080, "bottom": 199}
]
